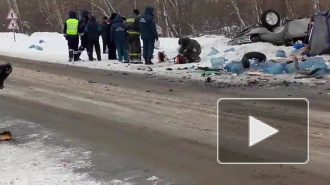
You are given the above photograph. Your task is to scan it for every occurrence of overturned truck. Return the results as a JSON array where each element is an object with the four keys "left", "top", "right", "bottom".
[{"left": 308, "top": 10, "right": 330, "bottom": 56}]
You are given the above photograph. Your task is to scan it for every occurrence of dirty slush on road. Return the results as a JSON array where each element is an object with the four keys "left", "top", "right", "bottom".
[{"left": 1, "top": 57, "right": 330, "bottom": 185}]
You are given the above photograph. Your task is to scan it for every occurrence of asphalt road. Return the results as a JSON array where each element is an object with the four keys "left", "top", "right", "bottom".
[{"left": 1, "top": 55, "right": 330, "bottom": 185}]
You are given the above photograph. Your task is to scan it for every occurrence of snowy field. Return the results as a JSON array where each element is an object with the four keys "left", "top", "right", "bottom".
[
  {"left": 0, "top": 32, "right": 329, "bottom": 85},
  {"left": 0, "top": 117, "right": 163, "bottom": 185},
  {"left": 0, "top": 117, "right": 102, "bottom": 185}
]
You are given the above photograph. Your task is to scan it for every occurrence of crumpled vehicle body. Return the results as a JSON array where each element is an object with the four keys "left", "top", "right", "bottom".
[{"left": 228, "top": 10, "right": 310, "bottom": 46}]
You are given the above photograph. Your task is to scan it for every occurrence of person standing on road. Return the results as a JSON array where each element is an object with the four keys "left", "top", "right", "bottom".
[
  {"left": 63, "top": 11, "right": 80, "bottom": 62},
  {"left": 101, "top": 16, "right": 109, "bottom": 54},
  {"left": 107, "top": 13, "right": 118, "bottom": 60},
  {"left": 137, "top": 6, "right": 158, "bottom": 65},
  {"left": 110, "top": 15, "right": 129, "bottom": 63},
  {"left": 77, "top": 10, "right": 90, "bottom": 60},
  {"left": 126, "top": 9, "right": 142, "bottom": 64},
  {"left": 85, "top": 16, "right": 102, "bottom": 61}
]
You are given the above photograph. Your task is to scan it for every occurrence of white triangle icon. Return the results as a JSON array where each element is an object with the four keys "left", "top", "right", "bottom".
[
  {"left": 6, "top": 9, "right": 18, "bottom": 20},
  {"left": 249, "top": 116, "right": 279, "bottom": 147}
]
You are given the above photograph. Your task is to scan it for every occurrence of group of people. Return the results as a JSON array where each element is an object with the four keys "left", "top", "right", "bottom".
[
  {"left": 63, "top": 6, "right": 202, "bottom": 65},
  {"left": 63, "top": 6, "right": 159, "bottom": 65}
]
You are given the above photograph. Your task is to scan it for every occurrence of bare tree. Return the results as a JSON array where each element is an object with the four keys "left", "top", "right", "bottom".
[
  {"left": 229, "top": 0, "right": 246, "bottom": 28},
  {"left": 311, "top": 0, "right": 320, "bottom": 13},
  {"left": 284, "top": 0, "right": 295, "bottom": 18}
]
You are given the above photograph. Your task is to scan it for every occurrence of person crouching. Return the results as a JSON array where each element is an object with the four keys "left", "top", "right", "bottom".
[
  {"left": 110, "top": 15, "right": 129, "bottom": 63},
  {"left": 85, "top": 16, "right": 102, "bottom": 61},
  {"left": 178, "top": 37, "right": 202, "bottom": 63}
]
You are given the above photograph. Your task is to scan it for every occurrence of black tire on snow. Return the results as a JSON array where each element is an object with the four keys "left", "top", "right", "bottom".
[
  {"left": 260, "top": 10, "right": 281, "bottom": 31},
  {"left": 241, "top": 52, "right": 267, "bottom": 69}
]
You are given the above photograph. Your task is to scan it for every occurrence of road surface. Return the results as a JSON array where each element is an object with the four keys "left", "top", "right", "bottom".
[{"left": 1, "top": 55, "right": 330, "bottom": 184}]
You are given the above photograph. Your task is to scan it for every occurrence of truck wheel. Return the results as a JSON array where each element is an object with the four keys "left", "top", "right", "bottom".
[
  {"left": 241, "top": 52, "right": 267, "bottom": 68},
  {"left": 261, "top": 10, "right": 281, "bottom": 31}
]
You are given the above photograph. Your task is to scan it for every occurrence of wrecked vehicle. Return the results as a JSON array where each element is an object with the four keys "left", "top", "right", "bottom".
[
  {"left": 228, "top": 10, "right": 310, "bottom": 46},
  {"left": 0, "top": 63, "right": 13, "bottom": 89}
]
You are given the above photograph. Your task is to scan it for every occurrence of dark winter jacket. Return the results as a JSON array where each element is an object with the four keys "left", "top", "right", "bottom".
[
  {"left": 137, "top": 6, "right": 158, "bottom": 40},
  {"left": 79, "top": 10, "right": 90, "bottom": 36},
  {"left": 101, "top": 20, "right": 109, "bottom": 42},
  {"left": 110, "top": 15, "right": 128, "bottom": 46},
  {"left": 178, "top": 37, "right": 201, "bottom": 54},
  {"left": 85, "top": 16, "right": 101, "bottom": 41},
  {"left": 106, "top": 13, "right": 118, "bottom": 43},
  {"left": 63, "top": 11, "right": 81, "bottom": 39},
  {"left": 126, "top": 13, "right": 139, "bottom": 34}
]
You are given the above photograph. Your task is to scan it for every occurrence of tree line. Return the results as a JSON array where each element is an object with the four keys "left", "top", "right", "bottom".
[{"left": 0, "top": 0, "right": 329, "bottom": 37}]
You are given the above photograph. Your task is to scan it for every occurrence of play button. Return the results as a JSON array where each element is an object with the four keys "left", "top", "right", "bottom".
[
  {"left": 217, "top": 98, "right": 309, "bottom": 164},
  {"left": 249, "top": 116, "right": 279, "bottom": 147}
]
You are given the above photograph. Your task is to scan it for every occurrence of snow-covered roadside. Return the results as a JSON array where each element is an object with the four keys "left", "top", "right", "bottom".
[
  {"left": 0, "top": 32, "right": 329, "bottom": 86},
  {"left": 0, "top": 117, "right": 102, "bottom": 185},
  {"left": 1, "top": 116, "right": 165, "bottom": 185}
]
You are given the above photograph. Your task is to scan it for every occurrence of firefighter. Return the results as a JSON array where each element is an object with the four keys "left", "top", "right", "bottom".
[
  {"left": 63, "top": 11, "right": 80, "bottom": 62},
  {"left": 178, "top": 37, "right": 202, "bottom": 63},
  {"left": 126, "top": 9, "right": 142, "bottom": 64}
]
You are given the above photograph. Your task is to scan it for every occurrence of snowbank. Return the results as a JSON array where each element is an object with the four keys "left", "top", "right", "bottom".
[
  {"left": 0, "top": 32, "right": 329, "bottom": 86},
  {"left": 0, "top": 32, "right": 292, "bottom": 66}
]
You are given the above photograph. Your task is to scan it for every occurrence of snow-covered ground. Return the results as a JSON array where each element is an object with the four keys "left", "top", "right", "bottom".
[
  {"left": 0, "top": 32, "right": 329, "bottom": 85},
  {"left": 0, "top": 117, "right": 102, "bottom": 185},
  {"left": 0, "top": 117, "right": 164, "bottom": 185}
]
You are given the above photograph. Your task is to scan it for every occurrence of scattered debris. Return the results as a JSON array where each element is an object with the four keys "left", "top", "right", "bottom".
[
  {"left": 314, "top": 80, "right": 326, "bottom": 85},
  {"left": 247, "top": 80, "right": 259, "bottom": 86},
  {"left": 147, "top": 67, "right": 153, "bottom": 71},
  {"left": 207, "top": 47, "right": 220, "bottom": 56},
  {"left": 246, "top": 72, "right": 273, "bottom": 77},
  {"left": 281, "top": 80, "right": 290, "bottom": 87},
  {"left": 205, "top": 77, "right": 213, "bottom": 83},
  {"left": 88, "top": 80, "right": 97, "bottom": 84},
  {"left": 276, "top": 50, "right": 286, "bottom": 58},
  {"left": 0, "top": 131, "right": 12, "bottom": 141},
  {"left": 224, "top": 48, "right": 235, "bottom": 53},
  {"left": 177, "top": 67, "right": 188, "bottom": 70}
]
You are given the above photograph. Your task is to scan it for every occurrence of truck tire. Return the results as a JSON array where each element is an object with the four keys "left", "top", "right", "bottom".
[
  {"left": 261, "top": 10, "right": 281, "bottom": 31},
  {"left": 241, "top": 52, "right": 267, "bottom": 68}
]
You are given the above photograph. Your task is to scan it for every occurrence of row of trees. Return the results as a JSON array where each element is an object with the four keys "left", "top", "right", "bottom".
[{"left": 0, "top": 0, "right": 329, "bottom": 37}]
